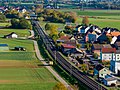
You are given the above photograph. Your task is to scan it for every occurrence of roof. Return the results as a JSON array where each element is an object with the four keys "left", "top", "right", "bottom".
[
  {"left": 93, "top": 44, "right": 103, "bottom": 50},
  {"left": 106, "top": 32, "right": 120, "bottom": 37},
  {"left": 116, "top": 42, "right": 120, "bottom": 46},
  {"left": 104, "top": 77, "right": 117, "bottom": 81},
  {"left": 0, "top": 44, "right": 8, "bottom": 47},
  {"left": 64, "top": 40, "right": 76, "bottom": 46},
  {"left": 102, "top": 48, "right": 116, "bottom": 53},
  {"left": 95, "top": 64, "right": 104, "bottom": 71},
  {"left": 62, "top": 44, "right": 75, "bottom": 49},
  {"left": 58, "top": 36, "right": 71, "bottom": 41}
]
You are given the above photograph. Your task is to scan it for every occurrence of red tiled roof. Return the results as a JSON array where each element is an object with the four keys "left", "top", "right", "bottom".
[
  {"left": 106, "top": 32, "right": 120, "bottom": 37},
  {"left": 102, "top": 48, "right": 116, "bottom": 53},
  {"left": 62, "top": 44, "right": 75, "bottom": 49},
  {"left": 58, "top": 36, "right": 71, "bottom": 41}
]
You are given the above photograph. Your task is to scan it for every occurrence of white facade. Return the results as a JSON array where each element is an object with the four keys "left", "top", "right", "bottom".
[
  {"left": 101, "top": 53, "right": 120, "bottom": 61},
  {"left": 110, "top": 60, "right": 120, "bottom": 74},
  {"left": 12, "top": 34, "right": 18, "bottom": 38},
  {"left": 104, "top": 79, "right": 117, "bottom": 86}
]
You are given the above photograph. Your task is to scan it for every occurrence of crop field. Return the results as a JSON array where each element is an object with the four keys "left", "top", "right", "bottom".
[
  {"left": 0, "top": 60, "right": 57, "bottom": 90},
  {"left": 0, "top": 29, "right": 30, "bottom": 37},
  {"left": 58, "top": 9, "right": 120, "bottom": 30},
  {"left": 0, "top": 30, "right": 57, "bottom": 90}
]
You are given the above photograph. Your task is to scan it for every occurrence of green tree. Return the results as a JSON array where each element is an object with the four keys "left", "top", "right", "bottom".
[
  {"left": 53, "top": 83, "right": 67, "bottom": 90},
  {"left": 107, "top": 36, "right": 112, "bottom": 43},
  {"left": 49, "top": 24, "right": 58, "bottom": 37},
  {"left": 93, "top": 53, "right": 98, "bottom": 59},
  {"left": 82, "top": 16, "right": 89, "bottom": 25},
  {"left": 76, "top": 44, "right": 82, "bottom": 49},
  {"left": 11, "top": 18, "right": 19, "bottom": 28},
  {"left": 45, "top": 23, "right": 51, "bottom": 30},
  {"left": 58, "top": 31, "right": 65, "bottom": 37},
  {"left": 0, "top": 13, "right": 6, "bottom": 22},
  {"left": 81, "top": 64, "right": 88, "bottom": 73},
  {"left": 19, "top": 19, "right": 31, "bottom": 29}
]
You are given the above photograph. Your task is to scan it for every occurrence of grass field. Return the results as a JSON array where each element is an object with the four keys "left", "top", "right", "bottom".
[
  {"left": 0, "top": 60, "right": 57, "bottom": 90},
  {"left": 0, "top": 28, "right": 57, "bottom": 90},
  {"left": 0, "top": 29, "right": 30, "bottom": 37},
  {"left": 58, "top": 9, "right": 120, "bottom": 30},
  {"left": 0, "top": 23, "right": 10, "bottom": 27},
  {"left": 0, "top": 38, "right": 34, "bottom": 51}
]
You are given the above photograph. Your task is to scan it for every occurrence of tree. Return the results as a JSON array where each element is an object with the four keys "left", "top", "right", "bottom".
[
  {"left": 11, "top": 18, "right": 19, "bottom": 28},
  {"left": 82, "top": 16, "right": 89, "bottom": 25},
  {"left": 107, "top": 36, "right": 112, "bottom": 43},
  {"left": 58, "top": 31, "right": 65, "bottom": 37},
  {"left": 19, "top": 19, "right": 31, "bottom": 29},
  {"left": 49, "top": 24, "right": 58, "bottom": 37},
  {"left": 76, "top": 44, "right": 82, "bottom": 49},
  {"left": 0, "top": 13, "right": 6, "bottom": 22},
  {"left": 53, "top": 83, "right": 67, "bottom": 90},
  {"left": 45, "top": 23, "right": 51, "bottom": 30},
  {"left": 81, "top": 64, "right": 88, "bottom": 73},
  {"left": 93, "top": 53, "right": 98, "bottom": 59}
]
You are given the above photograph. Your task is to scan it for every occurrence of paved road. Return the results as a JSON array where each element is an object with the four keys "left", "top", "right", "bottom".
[{"left": 33, "top": 40, "right": 73, "bottom": 90}]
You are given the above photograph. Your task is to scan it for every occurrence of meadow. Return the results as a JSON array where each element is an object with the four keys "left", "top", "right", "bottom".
[
  {"left": 0, "top": 28, "right": 57, "bottom": 90},
  {"left": 59, "top": 9, "right": 120, "bottom": 29},
  {"left": 0, "top": 29, "right": 30, "bottom": 37}
]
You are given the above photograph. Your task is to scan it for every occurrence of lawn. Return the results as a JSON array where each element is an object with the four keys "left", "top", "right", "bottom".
[
  {"left": 0, "top": 38, "right": 34, "bottom": 51},
  {"left": 0, "top": 29, "right": 58, "bottom": 90},
  {"left": 0, "top": 29, "right": 30, "bottom": 37},
  {"left": 77, "top": 18, "right": 120, "bottom": 29},
  {"left": 0, "top": 60, "right": 57, "bottom": 90},
  {"left": 0, "top": 23, "right": 10, "bottom": 27}
]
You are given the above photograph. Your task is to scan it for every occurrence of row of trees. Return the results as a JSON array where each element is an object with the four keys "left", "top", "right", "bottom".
[
  {"left": 36, "top": 9, "right": 77, "bottom": 23},
  {"left": 11, "top": 18, "right": 32, "bottom": 29}
]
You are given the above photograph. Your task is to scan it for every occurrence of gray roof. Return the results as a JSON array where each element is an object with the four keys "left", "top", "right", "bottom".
[{"left": 105, "top": 77, "right": 117, "bottom": 81}]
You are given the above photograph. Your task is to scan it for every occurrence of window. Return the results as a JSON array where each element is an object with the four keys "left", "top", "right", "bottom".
[{"left": 101, "top": 74, "right": 103, "bottom": 76}]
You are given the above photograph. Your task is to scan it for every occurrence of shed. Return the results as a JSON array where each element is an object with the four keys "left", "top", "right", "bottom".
[{"left": 0, "top": 44, "right": 9, "bottom": 51}]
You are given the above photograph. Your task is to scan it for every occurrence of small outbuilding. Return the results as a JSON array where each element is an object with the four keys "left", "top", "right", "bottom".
[
  {"left": 14, "top": 46, "right": 26, "bottom": 51},
  {"left": 4, "top": 32, "right": 18, "bottom": 38},
  {"left": 0, "top": 44, "right": 9, "bottom": 51}
]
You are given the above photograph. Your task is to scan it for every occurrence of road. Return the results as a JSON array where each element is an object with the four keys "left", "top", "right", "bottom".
[
  {"left": 32, "top": 21, "right": 107, "bottom": 90},
  {"left": 33, "top": 37, "right": 73, "bottom": 90}
]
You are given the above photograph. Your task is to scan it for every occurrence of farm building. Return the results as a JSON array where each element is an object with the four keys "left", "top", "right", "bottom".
[
  {"left": 4, "top": 32, "right": 18, "bottom": 38},
  {"left": 0, "top": 44, "right": 9, "bottom": 51}
]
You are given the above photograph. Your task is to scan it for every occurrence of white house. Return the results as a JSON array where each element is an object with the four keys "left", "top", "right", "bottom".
[
  {"left": 100, "top": 48, "right": 117, "bottom": 61},
  {"left": 4, "top": 32, "right": 18, "bottom": 38},
  {"left": 103, "top": 75, "right": 117, "bottom": 86}
]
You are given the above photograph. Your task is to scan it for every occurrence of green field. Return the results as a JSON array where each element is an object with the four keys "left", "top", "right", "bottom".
[
  {"left": 0, "top": 29, "right": 57, "bottom": 90},
  {"left": 0, "top": 29, "right": 30, "bottom": 37},
  {"left": 58, "top": 9, "right": 120, "bottom": 29},
  {"left": 0, "top": 38, "right": 34, "bottom": 51},
  {"left": 0, "top": 60, "right": 57, "bottom": 90},
  {"left": 0, "top": 23, "right": 10, "bottom": 27}
]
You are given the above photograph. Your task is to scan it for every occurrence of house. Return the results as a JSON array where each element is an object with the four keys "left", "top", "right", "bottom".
[
  {"left": 106, "top": 32, "right": 120, "bottom": 37},
  {"left": 110, "top": 50, "right": 120, "bottom": 75},
  {"left": 103, "top": 75, "right": 117, "bottom": 86},
  {"left": 0, "top": 44, "right": 9, "bottom": 51},
  {"left": 94, "top": 64, "right": 110, "bottom": 79},
  {"left": 86, "top": 33, "right": 97, "bottom": 42},
  {"left": 61, "top": 44, "right": 76, "bottom": 55},
  {"left": 97, "top": 34, "right": 108, "bottom": 43},
  {"left": 100, "top": 48, "right": 116, "bottom": 61},
  {"left": 4, "top": 32, "right": 18, "bottom": 38},
  {"left": 76, "top": 25, "right": 82, "bottom": 32},
  {"left": 57, "top": 35, "right": 76, "bottom": 43},
  {"left": 91, "top": 44, "right": 103, "bottom": 56},
  {"left": 115, "top": 42, "right": 120, "bottom": 50}
]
